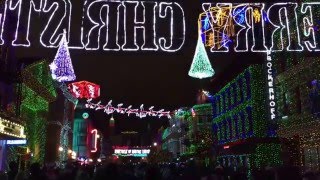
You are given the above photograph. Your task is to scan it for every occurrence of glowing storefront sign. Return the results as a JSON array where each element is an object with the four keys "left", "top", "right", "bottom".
[
  {"left": 266, "top": 50, "right": 276, "bottom": 120},
  {"left": 0, "top": 117, "right": 26, "bottom": 139},
  {"left": 114, "top": 148, "right": 150, "bottom": 157},
  {"left": 6, "top": 139, "right": 27, "bottom": 145},
  {"left": 0, "top": 0, "right": 185, "bottom": 52}
]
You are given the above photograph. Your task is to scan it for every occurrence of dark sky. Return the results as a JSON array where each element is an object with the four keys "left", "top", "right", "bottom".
[{"left": 10, "top": 0, "right": 263, "bottom": 134}]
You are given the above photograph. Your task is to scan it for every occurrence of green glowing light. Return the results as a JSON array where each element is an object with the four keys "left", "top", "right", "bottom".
[{"left": 188, "top": 33, "right": 215, "bottom": 79}]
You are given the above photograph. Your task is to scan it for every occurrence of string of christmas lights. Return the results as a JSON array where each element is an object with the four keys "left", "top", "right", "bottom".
[{"left": 85, "top": 99, "right": 171, "bottom": 119}]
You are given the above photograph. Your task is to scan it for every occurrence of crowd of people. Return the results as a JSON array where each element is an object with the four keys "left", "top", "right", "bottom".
[
  {"left": 0, "top": 160, "right": 318, "bottom": 180},
  {"left": 0, "top": 160, "right": 243, "bottom": 180}
]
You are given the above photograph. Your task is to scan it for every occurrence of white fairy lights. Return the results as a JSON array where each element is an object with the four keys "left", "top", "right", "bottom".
[
  {"left": 85, "top": 99, "right": 171, "bottom": 119},
  {"left": 0, "top": 0, "right": 185, "bottom": 52},
  {"left": 2, "top": 1, "right": 320, "bottom": 53}
]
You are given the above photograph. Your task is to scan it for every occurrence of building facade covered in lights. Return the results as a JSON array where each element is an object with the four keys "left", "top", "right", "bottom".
[
  {"left": 161, "top": 109, "right": 189, "bottom": 159},
  {"left": 185, "top": 104, "right": 212, "bottom": 157},
  {"left": 211, "top": 65, "right": 281, "bottom": 174},
  {"left": 275, "top": 52, "right": 320, "bottom": 170},
  {"left": 20, "top": 60, "right": 57, "bottom": 164}
]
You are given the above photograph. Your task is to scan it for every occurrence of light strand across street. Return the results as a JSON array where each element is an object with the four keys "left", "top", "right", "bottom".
[{"left": 85, "top": 99, "right": 171, "bottom": 119}]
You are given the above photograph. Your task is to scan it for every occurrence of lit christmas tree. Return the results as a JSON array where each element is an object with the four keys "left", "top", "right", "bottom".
[
  {"left": 188, "top": 33, "right": 215, "bottom": 79},
  {"left": 49, "top": 30, "right": 76, "bottom": 82}
]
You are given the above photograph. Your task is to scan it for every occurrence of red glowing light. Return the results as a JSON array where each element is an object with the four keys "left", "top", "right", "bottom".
[
  {"left": 68, "top": 81, "right": 100, "bottom": 99},
  {"left": 91, "top": 129, "right": 98, "bottom": 153},
  {"left": 223, "top": 145, "right": 230, "bottom": 149}
]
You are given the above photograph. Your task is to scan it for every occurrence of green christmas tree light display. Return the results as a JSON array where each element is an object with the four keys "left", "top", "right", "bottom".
[{"left": 188, "top": 33, "right": 215, "bottom": 79}]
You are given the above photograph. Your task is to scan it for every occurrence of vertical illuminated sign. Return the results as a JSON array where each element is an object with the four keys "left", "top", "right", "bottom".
[
  {"left": 266, "top": 50, "right": 276, "bottom": 120},
  {"left": 90, "top": 129, "right": 98, "bottom": 153}
]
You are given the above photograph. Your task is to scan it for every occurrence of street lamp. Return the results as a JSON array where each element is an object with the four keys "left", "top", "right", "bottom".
[
  {"left": 58, "top": 147, "right": 63, "bottom": 152},
  {"left": 153, "top": 142, "right": 157, "bottom": 147}
]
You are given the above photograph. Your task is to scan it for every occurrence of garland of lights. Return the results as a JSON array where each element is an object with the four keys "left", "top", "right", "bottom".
[
  {"left": 54, "top": 81, "right": 78, "bottom": 106},
  {"left": 85, "top": 99, "right": 171, "bottom": 119}
]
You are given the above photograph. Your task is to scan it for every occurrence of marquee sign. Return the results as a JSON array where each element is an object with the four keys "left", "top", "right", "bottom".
[
  {"left": 0, "top": 117, "right": 26, "bottom": 139},
  {"left": 114, "top": 148, "right": 150, "bottom": 157},
  {"left": 0, "top": 0, "right": 185, "bottom": 52}
]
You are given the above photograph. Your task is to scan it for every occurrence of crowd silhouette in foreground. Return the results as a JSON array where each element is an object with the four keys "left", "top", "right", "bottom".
[{"left": 0, "top": 160, "right": 319, "bottom": 180}]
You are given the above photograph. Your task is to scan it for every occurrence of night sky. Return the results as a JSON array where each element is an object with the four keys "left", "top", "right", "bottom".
[{"left": 10, "top": 0, "right": 263, "bottom": 134}]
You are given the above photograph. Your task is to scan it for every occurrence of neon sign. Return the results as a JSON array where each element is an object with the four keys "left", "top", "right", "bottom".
[
  {"left": 0, "top": 0, "right": 185, "bottom": 52},
  {"left": 6, "top": 139, "right": 27, "bottom": 145},
  {"left": 114, "top": 148, "right": 150, "bottom": 157},
  {"left": 266, "top": 50, "right": 276, "bottom": 120},
  {"left": 0, "top": 117, "right": 26, "bottom": 139},
  {"left": 199, "top": 2, "right": 320, "bottom": 52},
  {"left": 90, "top": 129, "right": 98, "bottom": 153}
]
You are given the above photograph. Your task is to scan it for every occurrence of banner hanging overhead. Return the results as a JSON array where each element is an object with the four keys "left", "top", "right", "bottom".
[{"left": 0, "top": 1, "right": 320, "bottom": 53}]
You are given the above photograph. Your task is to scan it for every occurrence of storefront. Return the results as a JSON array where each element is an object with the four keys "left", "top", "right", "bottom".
[{"left": 0, "top": 116, "right": 27, "bottom": 170}]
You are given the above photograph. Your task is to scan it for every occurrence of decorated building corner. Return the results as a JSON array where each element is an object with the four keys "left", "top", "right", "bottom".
[
  {"left": 210, "top": 65, "right": 281, "bottom": 177},
  {"left": 21, "top": 60, "right": 57, "bottom": 163}
]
